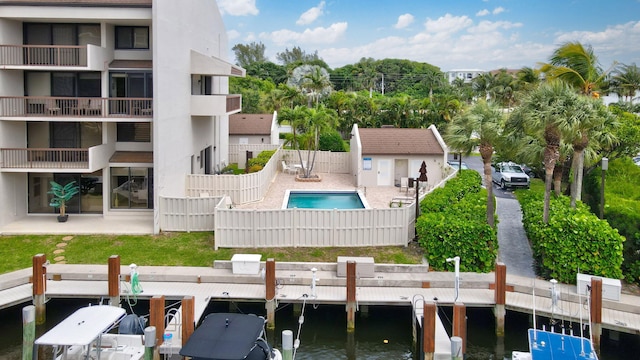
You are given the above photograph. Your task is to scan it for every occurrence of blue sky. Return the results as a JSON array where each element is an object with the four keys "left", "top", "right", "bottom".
[{"left": 217, "top": 0, "right": 640, "bottom": 71}]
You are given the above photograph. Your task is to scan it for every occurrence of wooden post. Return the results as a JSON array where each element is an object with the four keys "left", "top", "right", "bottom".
[
  {"left": 453, "top": 302, "right": 466, "bottom": 355},
  {"left": 22, "top": 305, "right": 36, "bottom": 360},
  {"left": 108, "top": 255, "right": 121, "bottom": 306},
  {"left": 265, "top": 259, "right": 276, "bottom": 330},
  {"left": 494, "top": 262, "right": 506, "bottom": 337},
  {"left": 590, "top": 277, "right": 603, "bottom": 355},
  {"left": 423, "top": 301, "right": 436, "bottom": 360},
  {"left": 182, "top": 296, "right": 195, "bottom": 347},
  {"left": 346, "top": 261, "right": 356, "bottom": 332},
  {"left": 32, "top": 254, "right": 46, "bottom": 325},
  {"left": 150, "top": 295, "right": 165, "bottom": 346}
]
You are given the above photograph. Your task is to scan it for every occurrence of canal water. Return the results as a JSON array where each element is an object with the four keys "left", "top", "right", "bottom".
[{"left": 1, "top": 298, "right": 638, "bottom": 359}]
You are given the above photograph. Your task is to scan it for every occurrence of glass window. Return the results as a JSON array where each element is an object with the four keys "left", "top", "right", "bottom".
[
  {"left": 111, "top": 167, "right": 153, "bottom": 209},
  {"left": 117, "top": 122, "right": 151, "bottom": 142},
  {"left": 115, "top": 26, "right": 149, "bottom": 49}
]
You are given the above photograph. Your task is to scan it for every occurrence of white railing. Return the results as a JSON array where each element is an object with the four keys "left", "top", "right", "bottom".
[
  {"left": 214, "top": 206, "right": 414, "bottom": 249},
  {"left": 159, "top": 195, "right": 224, "bottom": 232}
]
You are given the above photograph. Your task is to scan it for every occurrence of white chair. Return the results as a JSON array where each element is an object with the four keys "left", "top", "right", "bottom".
[
  {"left": 400, "top": 177, "right": 409, "bottom": 193},
  {"left": 282, "top": 161, "right": 297, "bottom": 175}
]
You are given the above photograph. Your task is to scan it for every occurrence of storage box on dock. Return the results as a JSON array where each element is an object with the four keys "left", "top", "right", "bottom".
[
  {"left": 337, "top": 256, "right": 375, "bottom": 278},
  {"left": 231, "top": 254, "right": 262, "bottom": 275},
  {"left": 576, "top": 273, "right": 621, "bottom": 301}
]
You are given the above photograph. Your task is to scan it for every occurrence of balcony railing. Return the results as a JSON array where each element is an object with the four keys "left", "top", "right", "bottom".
[
  {"left": 191, "top": 94, "right": 242, "bottom": 116},
  {"left": 1, "top": 148, "right": 88, "bottom": 169},
  {"left": 0, "top": 97, "right": 153, "bottom": 118},
  {"left": 0, "top": 45, "right": 87, "bottom": 66}
]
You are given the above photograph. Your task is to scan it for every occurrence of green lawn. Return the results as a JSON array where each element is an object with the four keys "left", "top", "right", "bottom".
[{"left": 0, "top": 232, "right": 425, "bottom": 274}]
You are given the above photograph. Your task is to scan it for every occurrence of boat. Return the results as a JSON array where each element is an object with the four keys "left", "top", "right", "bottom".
[
  {"left": 179, "top": 313, "right": 282, "bottom": 360},
  {"left": 512, "top": 279, "right": 598, "bottom": 360},
  {"left": 34, "top": 305, "right": 145, "bottom": 360}
]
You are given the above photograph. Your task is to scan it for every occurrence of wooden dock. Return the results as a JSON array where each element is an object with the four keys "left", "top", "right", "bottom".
[{"left": 2, "top": 259, "right": 639, "bottom": 342}]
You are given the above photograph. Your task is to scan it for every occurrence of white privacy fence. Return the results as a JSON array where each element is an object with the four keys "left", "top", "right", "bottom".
[
  {"left": 159, "top": 195, "right": 225, "bottom": 232},
  {"left": 213, "top": 205, "right": 415, "bottom": 249},
  {"left": 281, "top": 149, "right": 351, "bottom": 174}
]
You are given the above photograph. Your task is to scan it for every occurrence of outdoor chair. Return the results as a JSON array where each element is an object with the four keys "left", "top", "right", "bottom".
[{"left": 282, "top": 161, "right": 297, "bottom": 175}]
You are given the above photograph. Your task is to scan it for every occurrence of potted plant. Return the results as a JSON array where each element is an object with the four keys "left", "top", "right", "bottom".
[{"left": 48, "top": 180, "right": 80, "bottom": 222}]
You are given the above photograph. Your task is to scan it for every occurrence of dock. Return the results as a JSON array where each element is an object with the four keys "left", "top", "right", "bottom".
[{"left": 2, "top": 259, "right": 640, "bottom": 357}]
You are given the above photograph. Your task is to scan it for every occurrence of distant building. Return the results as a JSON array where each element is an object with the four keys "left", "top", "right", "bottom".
[
  {"left": 445, "top": 69, "right": 487, "bottom": 84},
  {"left": 229, "top": 113, "right": 279, "bottom": 145}
]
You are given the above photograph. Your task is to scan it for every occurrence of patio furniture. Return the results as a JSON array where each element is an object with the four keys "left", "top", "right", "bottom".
[
  {"left": 281, "top": 161, "right": 297, "bottom": 175},
  {"left": 399, "top": 177, "right": 409, "bottom": 193}
]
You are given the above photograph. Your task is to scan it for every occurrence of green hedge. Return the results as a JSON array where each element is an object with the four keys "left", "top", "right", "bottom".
[
  {"left": 416, "top": 170, "right": 497, "bottom": 272},
  {"left": 517, "top": 190, "right": 624, "bottom": 283},
  {"left": 247, "top": 150, "right": 276, "bottom": 172}
]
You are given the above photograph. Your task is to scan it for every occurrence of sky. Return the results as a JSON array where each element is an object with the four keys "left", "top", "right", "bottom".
[{"left": 216, "top": 0, "right": 640, "bottom": 72}]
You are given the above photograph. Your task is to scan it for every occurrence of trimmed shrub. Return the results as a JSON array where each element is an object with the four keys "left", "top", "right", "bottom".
[
  {"left": 319, "top": 130, "right": 347, "bottom": 152},
  {"left": 416, "top": 170, "right": 497, "bottom": 272},
  {"left": 517, "top": 190, "right": 624, "bottom": 283},
  {"left": 247, "top": 150, "right": 276, "bottom": 170}
]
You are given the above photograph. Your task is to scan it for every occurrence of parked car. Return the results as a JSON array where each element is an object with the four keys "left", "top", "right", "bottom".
[
  {"left": 520, "top": 164, "right": 536, "bottom": 178},
  {"left": 447, "top": 160, "right": 469, "bottom": 170},
  {"left": 492, "top": 162, "right": 530, "bottom": 189},
  {"left": 634, "top": 155, "right": 640, "bottom": 166}
]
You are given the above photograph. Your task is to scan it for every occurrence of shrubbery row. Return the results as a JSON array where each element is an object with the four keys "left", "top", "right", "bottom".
[
  {"left": 516, "top": 190, "right": 624, "bottom": 283},
  {"left": 416, "top": 170, "right": 498, "bottom": 272}
]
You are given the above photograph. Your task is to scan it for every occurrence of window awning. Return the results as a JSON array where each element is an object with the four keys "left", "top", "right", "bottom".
[
  {"left": 190, "top": 50, "right": 245, "bottom": 77},
  {"left": 109, "top": 60, "right": 152, "bottom": 69}
]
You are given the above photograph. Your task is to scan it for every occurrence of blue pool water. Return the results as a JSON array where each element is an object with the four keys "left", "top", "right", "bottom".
[{"left": 285, "top": 191, "right": 366, "bottom": 209}]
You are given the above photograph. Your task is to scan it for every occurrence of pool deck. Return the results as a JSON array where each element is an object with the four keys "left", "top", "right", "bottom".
[{"left": 236, "top": 171, "right": 416, "bottom": 210}]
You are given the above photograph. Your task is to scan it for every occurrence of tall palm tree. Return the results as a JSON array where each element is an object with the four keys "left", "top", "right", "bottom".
[
  {"left": 539, "top": 41, "right": 613, "bottom": 96},
  {"left": 508, "top": 81, "right": 583, "bottom": 223},
  {"left": 610, "top": 63, "right": 640, "bottom": 104},
  {"left": 445, "top": 100, "right": 504, "bottom": 227},
  {"left": 303, "top": 104, "right": 338, "bottom": 176},
  {"left": 302, "top": 66, "right": 333, "bottom": 106}
]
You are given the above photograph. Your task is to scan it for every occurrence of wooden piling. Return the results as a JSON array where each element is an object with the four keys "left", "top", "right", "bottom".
[
  {"left": 590, "top": 277, "right": 603, "bottom": 355},
  {"left": 346, "top": 260, "right": 356, "bottom": 332},
  {"left": 182, "top": 296, "right": 195, "bottom": 347},
  {"left": 32, "top": 254, "right": 46, "bottom": 325},
  {"left": 265, "top": 258, "right": 276, "bottom": 330},
  {"left": 144, "top": 326, "right": 156, "bottom": 360},
  {"left": 423, "top": 301, "right": 436, "bottom": 360},
  {"left": 108, "top": 255, "right": 121, "bottom": 306},
  {"left": 494, "top": 262, "right": 506, "bottom": 337},
  {"left": 150, "top": 295, "right": 165, "bottom": 346},
  {"left": 453, "top": 302, "right": 466, "bottom": 355}
]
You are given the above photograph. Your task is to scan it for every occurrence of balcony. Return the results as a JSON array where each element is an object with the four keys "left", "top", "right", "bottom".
[
  {"left": 191, "top": 94, "right": 242, "bottom": 116},
  {"left": 0, "top": 97, "right": 153, "bottom": 120},
  {"left": 0, "top": 44, "right": 109, "bottom": 71},
  {"left": 0, "top": 144, "right": 112, "bottom": 173}
]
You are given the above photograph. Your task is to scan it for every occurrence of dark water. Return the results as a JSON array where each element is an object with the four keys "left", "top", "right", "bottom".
[{"left": 1, "top": 299, "right": 638, "bottom": 359}]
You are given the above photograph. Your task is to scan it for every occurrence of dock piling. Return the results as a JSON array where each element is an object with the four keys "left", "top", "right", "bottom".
[
  {"left": 108, "top": 255, "right": 121, "bottom": 306},
  {"left": 32, "top": 254, "right": 47, "bottom": 325},
  {"left": 144, "top": 326, "right": 156, "bottom": 360},
  {"left": 450, "top": 336, "right": 462, "bottom": 360},
  {"left": 182, "top": 296, "right": 195, "bottom": 346},
  {"left": 265, "top": 258, "right": 276, "bottom": 330},
  {"left": 452, "top": 302, "right": 466, "bottom": 356},
  {"left": 590, "top": 277, "right": 603, "bottom": 355},
  {"left": 150, "top": 295, "right": 165, "bottom": 346},
  {"left": 494, "top": 262, "right": 506, "bottom": 337},
  {"left": 22, "top": 305, "right": 35, "bottom": 360},
  {"left": 282, "top": 330, "right": 293, "bottom": 360},
  {"left": 423, "top": 301, "right": 436, "bottom": 360},
  {"left": 346, "top": 260, "right": 357, "bottom": 332}
]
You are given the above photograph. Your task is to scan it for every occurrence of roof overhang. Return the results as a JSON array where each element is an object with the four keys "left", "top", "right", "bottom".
[{"left": 190, "top": 50, "right": 245, "bottom": 77}]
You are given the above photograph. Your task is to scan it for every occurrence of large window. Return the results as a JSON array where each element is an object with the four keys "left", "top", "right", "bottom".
[
  {"left": 28, "top": 172, "right": 103, "bottom": 214},
  {"left": 111, "top": 167, "right": 153, "bottom": 209},
  {"left": 117, "top": 122, "right": 151, "bottom": 142},
  {"left": 115, "top": 26, "right": 149, "bottom": 49}
]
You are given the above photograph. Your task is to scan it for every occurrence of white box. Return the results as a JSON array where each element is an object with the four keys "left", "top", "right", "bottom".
[
  {"left": 337, "top": 256, "right": 375, "bottom": 278},
  {"left": 576, "top": 273, "right": 621, "bottom": 301},
  {"left": 231, "top": 254, "right": 262, "bottom": 275}
]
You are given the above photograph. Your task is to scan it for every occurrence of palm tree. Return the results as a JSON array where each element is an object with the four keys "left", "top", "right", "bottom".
[
  {"left": 516, "top": 66, "right": 541, "bottom": 92},
  {"left": 302, "top": 66, "right": 333, "bottom": 106},
  {"left": 610, "top": 63, "right": 640, "bottom": 104},
  {"left": 445, "top": 100, "right": 504, "bottom": 227},
  {"left": 539, "top": 41, "right": 613, "bottom": 96},
  {"left": 508, "top": 81, "right": 583, "bottom": 223}
]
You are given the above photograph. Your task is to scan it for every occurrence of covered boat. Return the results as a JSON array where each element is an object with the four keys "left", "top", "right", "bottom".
[{"left": 179, "top": 313, "right": 282, "bottom": 360}]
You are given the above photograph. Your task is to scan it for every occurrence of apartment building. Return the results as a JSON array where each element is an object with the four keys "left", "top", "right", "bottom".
[{"left": 0, "top": 0, "right": 244, "bottom": 233}]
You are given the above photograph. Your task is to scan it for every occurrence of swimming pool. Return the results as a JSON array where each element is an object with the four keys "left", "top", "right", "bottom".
[{"left": 282, "top": 190, "right": 369, "bottom": 209}]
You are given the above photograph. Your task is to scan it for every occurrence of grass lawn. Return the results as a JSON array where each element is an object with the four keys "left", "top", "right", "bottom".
[{"left": 0, "top": 232, "right": 425, "bottom": 275}]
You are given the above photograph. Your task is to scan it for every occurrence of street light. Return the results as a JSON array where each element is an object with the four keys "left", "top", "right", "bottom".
[{"left": 600, "top": 157, "right": 608, "bottom": 219}]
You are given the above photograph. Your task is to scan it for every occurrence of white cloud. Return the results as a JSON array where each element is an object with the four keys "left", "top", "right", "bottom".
[
  {"left": 424, "top": 14, "right": 473, "bottom": 35},
  {"left": 296, "top": 1, "right": 326, "bottom": 25},
  {"left": 217, "top": 0, "right": 258, "bottom": 16},
  {"left": 476, "top": 9, "right": 490, "bottom": 17},
  {"left": 262, "top": 22, "right": 348, "bottom": 45},
  {"left": 227, "top": 29, "right": 240, "bottom": 40},
  {"left": 469, "top": 20, "right": 522, "bottom": 34},
  {"left": 493, "top": 7, "right": 505, "bottom": 15},
  {"left": 394, "top": 13, "right": 415, "bottom": 29}
]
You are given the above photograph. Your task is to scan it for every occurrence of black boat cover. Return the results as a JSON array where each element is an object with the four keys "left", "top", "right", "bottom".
[{"left": 179, "top": 313, "right": 268, "bottom": 360}]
